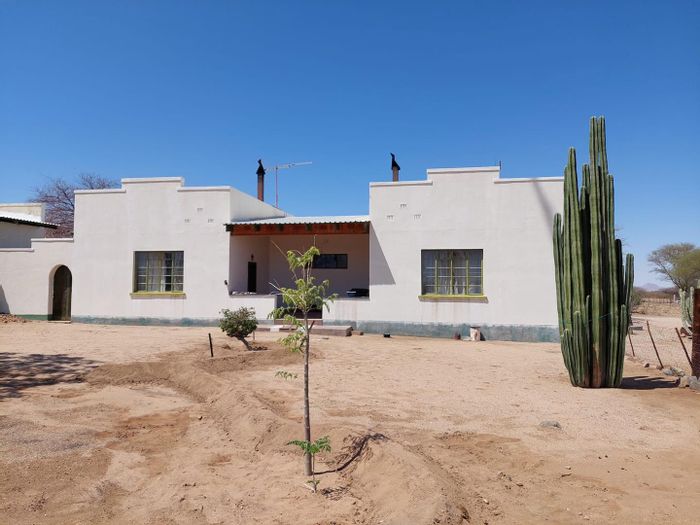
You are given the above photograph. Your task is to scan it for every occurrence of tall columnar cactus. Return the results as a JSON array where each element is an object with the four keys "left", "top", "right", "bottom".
[
  {"left": 553, "top": 117, "right": 634, "bottom": 388},
  {"left": 680, "top": 287, "right": 695, "bottom": 331}
]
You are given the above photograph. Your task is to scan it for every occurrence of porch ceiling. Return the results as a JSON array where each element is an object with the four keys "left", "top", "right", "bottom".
[{"left": 226, "top": 215, "right": 370, "bottom": 236}]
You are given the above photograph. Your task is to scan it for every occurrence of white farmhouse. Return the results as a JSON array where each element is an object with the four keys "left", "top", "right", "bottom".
[{"left": 0, "top": 165, "right": 563, "bottom": 341}]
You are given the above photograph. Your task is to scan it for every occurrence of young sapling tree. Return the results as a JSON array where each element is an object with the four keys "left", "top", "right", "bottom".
[
  {"left": 219, "top": 307, "right": 258, "bottom": 351},
  {"left": 270, "top": 245, "right": 336, "bottom": 477},
  {"left": 287, "top": 436, "right": 331, "bottom": 492}
]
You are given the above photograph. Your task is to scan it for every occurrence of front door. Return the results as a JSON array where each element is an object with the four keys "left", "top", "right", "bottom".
[
  {"left": 247, "top": 262, "right": 257, "bottom": 293},
  {"left": 51, "top": 265, "right": 72, "bottom": 320}
]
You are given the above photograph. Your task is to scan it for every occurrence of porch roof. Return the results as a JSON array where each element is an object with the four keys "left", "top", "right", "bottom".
[
  {"left": 226, "top": 215, "right": 370, "bottom": 235},
  {"left": 0, "top": 211, "right": 58, "bottom": 229}
]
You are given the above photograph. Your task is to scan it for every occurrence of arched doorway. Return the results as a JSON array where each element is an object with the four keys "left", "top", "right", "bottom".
[{"left": 51, "top": 265, "right": 72, "bottom": 321}]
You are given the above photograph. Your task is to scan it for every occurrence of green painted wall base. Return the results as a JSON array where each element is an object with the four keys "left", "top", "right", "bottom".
[
  {"left": 14, "top": 314, "right": 557, "bottom": 342},
  {"left": 71, "top": 316, "right": 274, "bottom": 327},
  {"left": 15, "top": 314, "right": 51, "bottom": 321},
  {"left": 325, "top": 319, "right": 560, "bottom": 343}
]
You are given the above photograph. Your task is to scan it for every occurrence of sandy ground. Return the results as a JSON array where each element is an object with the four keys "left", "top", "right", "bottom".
[
  {"left": 1, "top": 322, "right": 699, "bottom": 524},
  {"left": 628, "top": 313, "right": 693, "bottom": 374}
]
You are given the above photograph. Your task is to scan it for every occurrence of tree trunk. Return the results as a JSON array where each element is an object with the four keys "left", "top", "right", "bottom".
[
  {"left": 237, "top": 336, "right": 253, "bottom": 351},
  {"left": 692, "top": 289, "right": 700, "bottom": 378},
  {"left": 303, "top": 314, "right": 312, "bottom": 476}
]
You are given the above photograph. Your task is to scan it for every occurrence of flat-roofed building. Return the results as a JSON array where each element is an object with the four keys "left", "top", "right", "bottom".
[{"left": 0, "top": 164, "right": 563, "bottom": 341}]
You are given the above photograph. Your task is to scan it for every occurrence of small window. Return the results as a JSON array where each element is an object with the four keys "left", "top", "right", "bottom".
[
  {"left": 134, "top": 251, "right": 184, "bottom": 292},
  {"left": 312, "top": 253, "right": 348, "bottom": 269},
  {"left": 421, "top": 249, "right": 483, "bottom": 295}
]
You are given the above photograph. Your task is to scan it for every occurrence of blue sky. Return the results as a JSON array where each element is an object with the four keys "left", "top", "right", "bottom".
[{"left": 1, "top": 1, "right": 698, "bottom": 286}]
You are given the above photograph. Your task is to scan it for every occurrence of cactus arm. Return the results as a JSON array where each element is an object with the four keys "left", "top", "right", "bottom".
[
  {"left": 605, "top": 176, "right": 620, "bottom": 386},
  {"left": 588, "top": 157, "right": 603, "bottom": 386},
  {"left": 616, "top": 253, "right": 634, "bottom": 386},
  {"left": 681, "top": 287, "right": 694, "bottom": 330}
]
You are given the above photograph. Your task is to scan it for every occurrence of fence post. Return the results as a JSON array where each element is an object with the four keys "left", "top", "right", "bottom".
[
  {"left": 646, "top": 320, "right": 664, "bottom": 369},
  {"left": 692, "top": 289, "right": 700, "bottom": 377},
  {"left": 627, "top": 330, "right": 635, "bottom": 357},
  {"left": 674, "top": 327, "right": 692, "bottom": 368}
]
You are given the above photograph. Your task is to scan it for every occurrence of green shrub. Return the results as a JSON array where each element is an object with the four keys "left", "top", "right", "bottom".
[{"left": 220, "top": 307, "right": 258, "bottom": 350}]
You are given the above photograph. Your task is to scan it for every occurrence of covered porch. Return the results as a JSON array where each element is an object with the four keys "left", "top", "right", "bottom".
[{"left": 225, "top": 216, "right": 370, "bottom": 320}]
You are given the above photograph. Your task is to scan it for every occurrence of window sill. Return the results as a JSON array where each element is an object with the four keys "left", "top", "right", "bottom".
[
  {"left": 419, "top": 294, "right": 488, "bottom": 302},
  {"left": 130, "top": 292, "right": 186, "bottom": 299}
]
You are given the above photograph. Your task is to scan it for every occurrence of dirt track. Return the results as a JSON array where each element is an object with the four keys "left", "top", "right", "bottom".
[{"left": 1, "top": 322, "right": 699, "bottom": 524}]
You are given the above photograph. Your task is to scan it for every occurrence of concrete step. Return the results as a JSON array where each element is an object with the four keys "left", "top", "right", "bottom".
[
  {"left": 257, "top": 324, "right": 352, "bottom": 337},
  {"left": 273, "top": 318, "right": 324, "bottom": 326}
]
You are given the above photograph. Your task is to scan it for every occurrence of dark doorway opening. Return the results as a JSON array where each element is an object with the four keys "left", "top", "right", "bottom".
[
  {"left": 51, "top": 266, "right": 72, "bottom": 321},
  {"left": 247, "top": 262, "right": 257, "bottom": 293}
]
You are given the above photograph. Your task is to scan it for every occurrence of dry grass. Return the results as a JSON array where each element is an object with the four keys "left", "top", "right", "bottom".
[{"left": 633, "top": 300, "right": 681, "bottom": 317}]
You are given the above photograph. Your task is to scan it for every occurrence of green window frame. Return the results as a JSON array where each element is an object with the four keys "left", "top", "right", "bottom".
[
  {"left": 134, "top": 251, "right": 184, "bottom": 292},
  {"left": 420, "top": 249, "right": 483, "bottom": 296}
]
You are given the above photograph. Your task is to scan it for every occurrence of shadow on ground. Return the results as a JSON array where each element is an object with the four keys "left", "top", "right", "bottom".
[
  {"left": 620, "top": 375, "right": 678, "bottom": 390},
  {"left": 0, "top": 352, "right": 101, "bottom": 400}
]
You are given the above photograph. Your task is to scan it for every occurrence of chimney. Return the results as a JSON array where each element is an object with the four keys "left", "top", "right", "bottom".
[
  {"left": 256, "top": 159, "right": 265, "bottom": 201},
  {"left": 390, "top": 153, "right": 400, "bottom": 182}
]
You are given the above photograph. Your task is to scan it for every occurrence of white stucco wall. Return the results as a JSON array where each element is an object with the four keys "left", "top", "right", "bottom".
[
  {"left": 71, "top": 179, "right": 235, "bottom": 320},
  {"left": 325, "top": 167, "right": 564, "bottom": 335},
  {"left": 266, "top": 234, "right": 369, "bottom": 296},
  {"left": 229, "top": 187, "right": 287, "bottom": 221},
  {"left": 0, "top": 203, "right": 45, "bottom": 218},
  {"left": 0, "top": 203, "right": 49, "bottom": 248},
  {"left": 0, "top": 239, "right": 74, "bottom": 316},
  {"left": 229, "top": 233, "right": 369, "bottom": 296},
  {"left": 0, "top": 223, "right": 48, "bottom": 248},
  {"left": 0, "top": 169, "right": 565, "bottom": 339},
  {"left": 229, "top": 235, "right": 271, "bottom": 294},
  {"left": 0, "top": 178, "right": 288, "bottom": 321},
  {"left": 226, "top": 294, "right": 278, "bottom": 321}
]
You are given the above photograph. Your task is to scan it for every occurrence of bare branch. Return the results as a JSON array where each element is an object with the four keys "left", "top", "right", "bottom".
[{"left": 29, "top": 174, "right": 118, "bottom": 237}]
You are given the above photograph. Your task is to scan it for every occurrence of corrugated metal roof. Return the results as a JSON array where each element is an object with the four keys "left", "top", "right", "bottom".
[
  {"left": 0, "top": 211, "right": 58, "bottom": 228},
  {"left": 229, "top": 215, "right": 370, "bottom": 226}
]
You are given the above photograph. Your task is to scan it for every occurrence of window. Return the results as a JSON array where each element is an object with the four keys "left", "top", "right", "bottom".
[
  {"left": 421, "top": 249, "right": 483, "bottom": 296},
  {"left": 134, "top": 251, "right": 184, "bottom": 292},
  {"left": 312, "top": 253, "right": 348, "bottom": 269}
]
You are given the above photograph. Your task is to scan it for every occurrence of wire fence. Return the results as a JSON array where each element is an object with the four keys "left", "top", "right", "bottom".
[
  {"left": 640, "top": 296, "right": 675, "bottom": 305},
  {"left": 626, "top": 317, "right": 692, "bottom": 374}
]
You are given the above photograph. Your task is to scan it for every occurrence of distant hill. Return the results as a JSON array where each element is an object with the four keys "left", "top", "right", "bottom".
[{"left": 639, "top": 282, "right": 663, "bottom": 292}]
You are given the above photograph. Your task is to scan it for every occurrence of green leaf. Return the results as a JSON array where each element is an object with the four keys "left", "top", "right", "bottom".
[{"left": 275, "top": 370, "right": 298, "bottom": 380}]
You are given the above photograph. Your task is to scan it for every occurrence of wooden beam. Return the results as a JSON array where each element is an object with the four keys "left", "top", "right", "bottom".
[{"left": 229, "top": 222, "right": 369, "bottom": 236}]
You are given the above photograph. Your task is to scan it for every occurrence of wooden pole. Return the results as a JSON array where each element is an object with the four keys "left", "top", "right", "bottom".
[
  {"left": 674, "top": 327, "right": 692, "bottom": 368},
  {"left": 208, "top": 332, "right": 214, "bottom": 358},
  {"left": 627, "top": 331, "right": 635, "bottom": 357},
  {"left": 646, "top": 320, "right": 663, "bottom": 369},
  {"left": 692, "top": 289, "right": 700, "bottom": 377}
]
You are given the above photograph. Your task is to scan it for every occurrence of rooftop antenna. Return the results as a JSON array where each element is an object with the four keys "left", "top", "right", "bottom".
[{"left": 273, "top": 161, "right": 312, "bottom": 208}]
